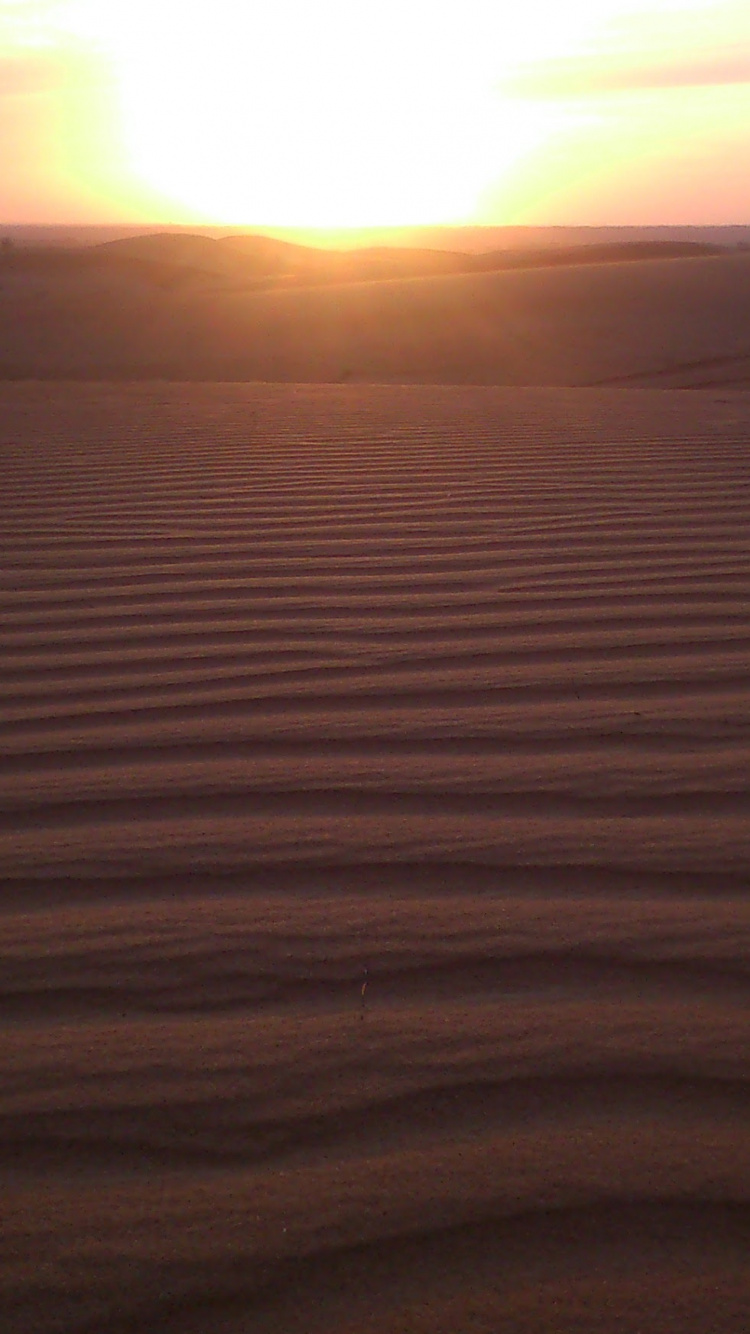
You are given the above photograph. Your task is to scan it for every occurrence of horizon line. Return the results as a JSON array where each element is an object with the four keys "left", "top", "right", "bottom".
[{"left": 3, "top": 220, "right": 750, "bottom": 231}]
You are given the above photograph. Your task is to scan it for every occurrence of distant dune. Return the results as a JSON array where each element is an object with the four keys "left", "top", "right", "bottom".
[
  {"left": 0, "top": 240, "right": 749, "bottom": 385},
  {"left": 98, "top": 230, "right": 721, "bottom": 285},
  {"left": 4, "top": 221, "right": 750, "bottom": 251}
]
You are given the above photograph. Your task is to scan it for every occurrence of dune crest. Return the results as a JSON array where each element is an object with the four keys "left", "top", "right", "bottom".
[{"left": 1, "top": 241, "right": 749, "bottom": 385}]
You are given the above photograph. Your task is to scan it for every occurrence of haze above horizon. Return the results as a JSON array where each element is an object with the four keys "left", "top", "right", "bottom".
[{"left": 1, "top": 1, "right": 749, "bottom": 231}]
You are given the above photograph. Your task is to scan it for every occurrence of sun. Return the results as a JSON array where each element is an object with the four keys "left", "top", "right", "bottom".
[
  {"left": 107, "top": 1, "right": 557, "bottom": 226},
  {"left": 58, "top": 0, "right": 644, "bottom": 227}
]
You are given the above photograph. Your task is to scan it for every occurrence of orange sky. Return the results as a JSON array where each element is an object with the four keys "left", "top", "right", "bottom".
[{"left": 1, "top": 1, "right": 749, "bottom": 226}]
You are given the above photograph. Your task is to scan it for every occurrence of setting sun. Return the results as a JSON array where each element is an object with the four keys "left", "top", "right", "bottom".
[
  {"left": 80, "top": 0, "right": 585, "bottom": 226},
  {"left": 1, "top": 0, "right": 749, "bottom": 225}
]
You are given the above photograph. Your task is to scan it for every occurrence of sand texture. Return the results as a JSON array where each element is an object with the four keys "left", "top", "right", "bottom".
[
  {"left": 1, "top": 383, "right": 750, "bottom": 1332},
  {"left": 1, "top": 250, "right": 750, "bottom": 385}
]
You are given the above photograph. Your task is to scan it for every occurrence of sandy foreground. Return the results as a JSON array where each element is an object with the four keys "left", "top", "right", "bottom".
[{"left": 1, "top": 383, "right": 750, "bottom": 1332}]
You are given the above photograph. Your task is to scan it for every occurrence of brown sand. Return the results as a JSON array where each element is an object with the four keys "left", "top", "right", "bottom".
[
  {"left": 1, "top": 250, "right": 750, "bottom": 385},
  {"left": 1, "top": 383, "right": 750, "bottom": 1332}
]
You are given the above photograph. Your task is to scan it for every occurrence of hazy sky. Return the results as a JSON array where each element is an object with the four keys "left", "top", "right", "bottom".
[{"left": 1, "top": 0, "right": 749, "bottom": 227}]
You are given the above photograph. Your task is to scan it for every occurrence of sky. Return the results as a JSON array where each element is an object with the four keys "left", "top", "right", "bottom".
[{"left": 1, "top": 0, "right": 749, "bottom": 229}]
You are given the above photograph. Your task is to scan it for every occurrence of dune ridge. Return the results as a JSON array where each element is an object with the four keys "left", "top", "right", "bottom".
[
  {"left": 1, "top": 383, "right": 750, "bottom": 1332},
  {"left": 1, "top": 249, "right": 750, "bottom": 385}
]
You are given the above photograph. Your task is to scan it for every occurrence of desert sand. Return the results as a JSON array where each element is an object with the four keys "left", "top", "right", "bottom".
[
  {"left": 1, "top": 240, "right": 750, "bottom": 386},
  {"left": 1, "top": 379, "right": 749, "bottom": 1331}
]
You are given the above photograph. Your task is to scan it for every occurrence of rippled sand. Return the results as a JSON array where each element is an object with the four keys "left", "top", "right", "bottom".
[{"left": 1, "top": 384, "right": 749, "bottom": 1332}]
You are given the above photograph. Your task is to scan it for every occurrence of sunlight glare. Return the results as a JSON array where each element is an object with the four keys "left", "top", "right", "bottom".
[{"left": 48, "top": 0, "right": 741, "bottom": 226}]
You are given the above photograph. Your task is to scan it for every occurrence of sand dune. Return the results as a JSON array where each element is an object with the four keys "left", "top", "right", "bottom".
[
  {"left": 102, "top": 230, "right": 720, "bottom": 285},
  {"left": 1, "top": 383, "right": 750, "bottom": 1332},
  {"left": 1, "top": 247, "right": 749, "bottom": 384}
]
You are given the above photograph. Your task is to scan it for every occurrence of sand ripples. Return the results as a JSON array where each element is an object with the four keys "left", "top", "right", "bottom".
[{"left": 1, "top": 384, "right": 750, "bottom": 1332}]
